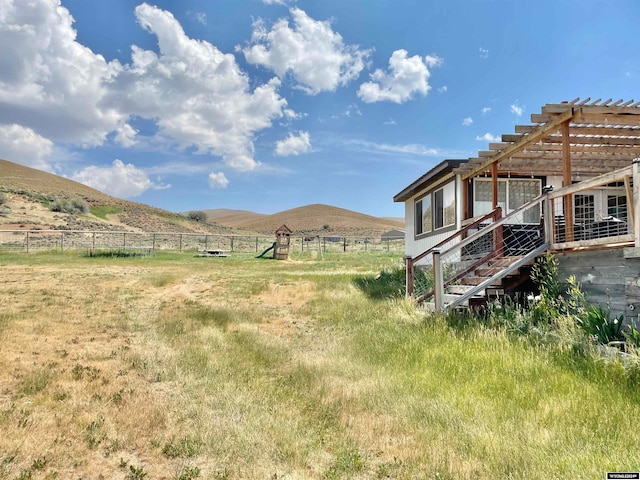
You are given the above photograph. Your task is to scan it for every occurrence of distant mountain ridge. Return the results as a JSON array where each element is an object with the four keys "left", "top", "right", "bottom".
[
  {"left": 204, "top": 204, "right": 404, "bottom": 237},
  {"left": 0, "top": 159, "right": 403, "bottom": 237}
]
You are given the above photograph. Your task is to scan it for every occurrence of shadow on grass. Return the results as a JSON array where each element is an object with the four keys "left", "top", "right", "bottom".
[{"left": 352, "top": 267, "right": 405, "bottom": 300}]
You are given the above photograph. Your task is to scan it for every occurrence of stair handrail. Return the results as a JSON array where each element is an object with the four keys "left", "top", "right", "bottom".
[
  {"left": 406, "top": 207, "right": 502, "bottom": 297},
  {"left": 430, "top": 191, "right": 550, "bottom": 310}
]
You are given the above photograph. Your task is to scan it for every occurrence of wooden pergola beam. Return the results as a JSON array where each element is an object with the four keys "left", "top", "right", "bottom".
[{"left": 460, "top": 108, "right": 575, "bottom": 179}]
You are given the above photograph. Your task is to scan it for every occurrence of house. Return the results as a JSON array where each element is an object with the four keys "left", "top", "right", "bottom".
[
  {"left": 394, "top": 98, "right": 640, "bottom": 316},
  {"left": 381, "top": 229, "right": 405, "bottom": 241}
]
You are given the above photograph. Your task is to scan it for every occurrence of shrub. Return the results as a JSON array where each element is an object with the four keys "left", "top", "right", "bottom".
[
  {"left": 0, "top": 192, "right": 6, "bottom": 205},
  {"left": 49, "top": 197, "right": 88, "bottom": 214},
  {"left": 187, "top": 211, "right": 207, "bottom": 222},
  {"left": 577, "top": 305, "right": 625, "bottom": 344}
]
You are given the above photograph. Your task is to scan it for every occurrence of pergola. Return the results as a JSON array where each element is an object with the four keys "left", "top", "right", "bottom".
[{"left": 453, "top": 98, "right": 640, "bottom": 240}]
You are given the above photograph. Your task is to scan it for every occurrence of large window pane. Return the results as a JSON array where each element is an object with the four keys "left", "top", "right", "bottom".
[
  {"left": 415, "top": 199, "right": 423, "bottom": 235},
  {"left": 423, "top": 196, "right": 432, "bottom": 233},
  {"left": 474, "top": 180, "right": 506, "bottom": 216}
]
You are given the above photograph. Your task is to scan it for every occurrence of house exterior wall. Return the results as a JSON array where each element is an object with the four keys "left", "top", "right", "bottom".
[{"left": 403, "top": 174, "right": 462, "bottom": 261}]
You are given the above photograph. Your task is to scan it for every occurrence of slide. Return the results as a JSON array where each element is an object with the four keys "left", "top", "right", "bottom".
[{"left": 256, "top": 242, "right": 276, "bottom": 259}]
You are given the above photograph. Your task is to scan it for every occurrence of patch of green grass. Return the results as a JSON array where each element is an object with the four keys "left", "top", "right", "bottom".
[
  {"left": 18, "top": 367, "right": 54, "bottom": 397},
  {"left": 90, "top": 205, "right": 122, "bottom": 219}
]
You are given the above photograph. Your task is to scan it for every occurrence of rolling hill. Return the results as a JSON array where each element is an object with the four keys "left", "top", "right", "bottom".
[{"left": 0, "top": 159, "right": 404, "bottom": 237}]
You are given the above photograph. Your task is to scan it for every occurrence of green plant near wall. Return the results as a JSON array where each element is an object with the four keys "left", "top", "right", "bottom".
[{"left": 577, "top": 304, "right": 625, "bottom": 344}]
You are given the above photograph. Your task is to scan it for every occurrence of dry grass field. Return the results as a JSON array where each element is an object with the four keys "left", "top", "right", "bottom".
[{"left": 2, "top": 251, "right": 640, "bottom": 479}]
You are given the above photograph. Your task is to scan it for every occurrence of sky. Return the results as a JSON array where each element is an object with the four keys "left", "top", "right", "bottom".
[{"left": 1, "top": 1, "right": 640, "bottom": 218}]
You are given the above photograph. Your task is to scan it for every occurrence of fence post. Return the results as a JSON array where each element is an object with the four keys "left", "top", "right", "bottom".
[
  {"left": 152, "top": 233, "right": 156, "bottom": 252},
  {"left": 26, "top": 231, "right": 30, "bottom": 254},
  {"left": 231, "top": 236, "right": 234, "bottom": 252},
  {"left": 433, "top": 250, "right": 444, "bottom": 312},
  {"left": 301, "top": 236, "right": 304, "bottom": 252},
  {"left": 343, "top": 237, "right": 347, "bottom": 252},
  {"left": 123, "top": 232, "right": 126, "bottom": 248},
  {"left": 255, "top": 237, "right": 258, "bottom": 253},
  {"left": 365, "top": 238, "right": 368, "bottom": 252},
  {"left": 405, "top": 255, "right": 414, "bottom": 297},
  {"left": 205, "top": 235, "right": 209, "bottom": 251},
  {"left": 179, "top": 234, "right": 183, "bottom": 251},
  {"left": 634, "top": 159, "right": 640, "bottom": 247},
  {"left": 61, "top": 232, "right": 64, "bottom": 252},
  {"left": 542, "top": 185, "right": 554, "bottom": 246},
  {"left": 386, "top": 238, "right": 390, "bottom": 251},
  {"left": 92, "top": 232, "right": 96, "bottom": 249}
]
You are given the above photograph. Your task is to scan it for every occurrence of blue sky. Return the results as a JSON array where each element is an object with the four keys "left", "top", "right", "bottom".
[{"left": 1, "top": 0, "right": 639, "bottom": 218}]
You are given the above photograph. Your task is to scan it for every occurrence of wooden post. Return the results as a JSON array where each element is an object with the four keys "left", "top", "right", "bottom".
[
  {"left": 493, "top": 207, "right": 503, "bottom": 257},
  {"left": 433, "top": 250, "right": 444, "bottom": 312},
  {"left": 625, "top": 174, "right": 635, "bottom": 235},
  {"left": 205, "top": 235, "right": 209, "bottom": 250},
  {"left": 405, "top": 255, "right": 414, "bottom": 297},
  {"left": 179, "top": 234, "right": 183, "bottom": 251},
  {"left": 92, "top": 232, "right": 96, "bottom": 249},
  {"left": 152, "top": 233, "right": 156, "bottom": 252},
  {"left": 123, "top": 232, "right": 126, "bottom": 248},
  {"left": 491, "top": 163, "right": 499, "bottom": 209},
  {"left": 343, "top": 237, "right": 347, "bottom": 252},
  {"left": 230, "top": 236, "right": 234, "bottom": 252},
  {"left": 61, "top": 232, "right": 64, "bottom": 252},
  {"left": 634, "top": 159, "right": 640, "bottom": 247},
  {"left": 462, "top": 177, "right": 469, "bottom": 221},
  {"left": 542, "top": 185, "right": 554, "bottom": 246},
  {"left": 562, "top": 120, "right": 574, "bottom": 242},
  {"left": 26, "top": 231, "right": 29, "bottom": 254}
]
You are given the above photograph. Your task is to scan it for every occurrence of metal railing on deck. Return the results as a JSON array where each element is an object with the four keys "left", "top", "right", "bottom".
[
  {"left": 405, "top": 207, "right": 503, "bottom": 300},
  {"left": 547, "top": 164, "right": 635, "bottom": 252}
]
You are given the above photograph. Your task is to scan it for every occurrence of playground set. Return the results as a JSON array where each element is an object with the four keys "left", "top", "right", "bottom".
[{"left": 256, "top": 224, "right": 292, "bottom": 260}]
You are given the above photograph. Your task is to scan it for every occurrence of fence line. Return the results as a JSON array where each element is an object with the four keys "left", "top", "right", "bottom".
[{"left": 0, "top": 230, "right": 405, "bottom": 255}]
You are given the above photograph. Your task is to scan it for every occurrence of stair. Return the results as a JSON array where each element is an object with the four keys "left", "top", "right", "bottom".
[{"left": 428, "top": 252, "right": 543, "bottom": 310}]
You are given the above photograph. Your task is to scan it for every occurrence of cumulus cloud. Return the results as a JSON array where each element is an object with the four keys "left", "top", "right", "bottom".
[
  {"left": 208, "top": 171, "right": 229, "bottom": 189},
  {"left": 438, "top": 86, "right": 448, "bottom": 93},
  {"left": 0, "top": 0, "right": 124, "bottom": 146},
  {"left": 0, "top": 1, "right": 288, "bottom": 173},
  {"left": 242, "top": 8, "right": 370, "bottom": 94},
  {"left": 479, "top": 47, "right": 489, "bottom": 58},
  {"left": 263, "top": 0, "right": 287, "bottom": 4},
  {"left": 109, "top": 3, "right": 287, "bottom": 171},
  {"left": 462, "top": 117, "right": 473, "bottom": 126},
  {"left": 0, "top": 124, "right": 53, "bottom": 170},
  {"left": 71, "top": 159, "right": 168, "bottom": 198},
  {"left": 482, "top": 107, "right": 492, "bottom": 114},
  {"left": 510, "top": 103, "right": 524, "bottom": 116},
  {"left": 357, "top": 49, "right": 439, "bottom": 104},
  {"left": 275, "top": 131, "right": 311, "bottom": 156},
  {"left": 476, "top": 133, "right": 501, "bottom": 142}
]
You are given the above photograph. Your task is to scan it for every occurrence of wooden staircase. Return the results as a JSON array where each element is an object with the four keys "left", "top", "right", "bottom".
[{"left": 435, "top": 255, "right": 538, "bottom": 309}]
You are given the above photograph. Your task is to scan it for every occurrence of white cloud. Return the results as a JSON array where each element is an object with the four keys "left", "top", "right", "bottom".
[
  {"left": 438, "top": 86, "right": 448, "bottom": 93},
  {"left": 479, "top": 47, "right": 489, "bottom": 58},
  {"left": 0, "top": 124, "right": 53, "bottom": 170},
  {"left": 357, "top": 49, "right": 438, "bottom": 104},
  {"left": 510, "top": 103, "right": 524, "bottom": 116},
  {"left": 462, "top": 117, "right": 473, "bottom": 126},
  {"left": 0, "top": 1, "right": 288, "bottom": 173},
  {"left": 384, "top": 119, "right": 397, "bottom": 125},
  {"left": 424, "top": 54, "right": 443, "bottom": 68},
  {"left": 275, "top": 131, "right": 311, "bottom": 156},
  {"left": 111, "top": 3, "right": 287, "bottom": 171},
  {"left": 115, "top": 124, "right": 138, "bottom": 147},
  {"left": 242, "top": 8, "right": 370, "bottom": 94},
  {"left": 263, "top": 0, "right": 287, "bottom": 4},
  {"left": 476, "top": 133, "right": 501, "bottom": 142},
  {"left": 208, "top": 171, "right": 229, "bottom": 189},
  {"left": 0, "top": 0, "right": 124, "bottom": 148},
  {"left": 186, "top": 10, "right": 207, "bottom": 25},
  {"left": 345, "top": 139, "right": 439, "bottom": 156},
  {"left": 482, "top": 107, "right": 492, "bottom": 114},
  {"left": 71, "top": 159, "right": 168, "bottom": 198}
]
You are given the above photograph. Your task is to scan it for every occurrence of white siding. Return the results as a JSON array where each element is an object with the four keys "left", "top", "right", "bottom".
[{"left": 403, "top": 175, "right": 462, "bottom": 260}]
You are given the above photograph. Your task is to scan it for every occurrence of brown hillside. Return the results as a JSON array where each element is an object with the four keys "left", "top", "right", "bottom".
[
  {"left": 202, "top": 208, "right": 267, "bottom": 227},
  {"left": 233, "top": 203, "right": 404, "bottom": 237},
  {"left": 0, "top": 159, "right": 233, "bottom": 234}
]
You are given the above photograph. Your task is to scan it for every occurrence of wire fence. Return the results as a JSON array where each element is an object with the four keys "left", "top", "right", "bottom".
[{"left": 0, "top": 230, "right": 405, "bottom": 255}]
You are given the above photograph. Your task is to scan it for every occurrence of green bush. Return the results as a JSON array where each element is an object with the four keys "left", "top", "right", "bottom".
[
  {"left": 49, "top": 197, "right": 88, "bottom": 214},
  {"left": 576, "top": 305, "right": 625, "bottom": 344}
]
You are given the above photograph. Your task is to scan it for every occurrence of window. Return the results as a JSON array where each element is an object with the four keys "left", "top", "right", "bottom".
[
  {"left": 415, "top": 181, "right": 455, "bottom": 236},
  {"left": 574, "top": 194, "right": 595, "bottom": 223},
  {"left": 473, "top": 178, "right": 540, "bottom": 222},
  {"left": 608, "top": 194, "right": 628, "bottom": 222}
]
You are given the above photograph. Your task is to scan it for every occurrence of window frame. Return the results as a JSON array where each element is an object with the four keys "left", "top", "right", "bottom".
[{"left": 414, "top": 180, "right": 456, "bottom": 239}]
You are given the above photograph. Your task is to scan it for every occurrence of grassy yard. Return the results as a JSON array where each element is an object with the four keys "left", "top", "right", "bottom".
[{"left": 0, "top": 251, "right": 639, "bottom": 479}]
